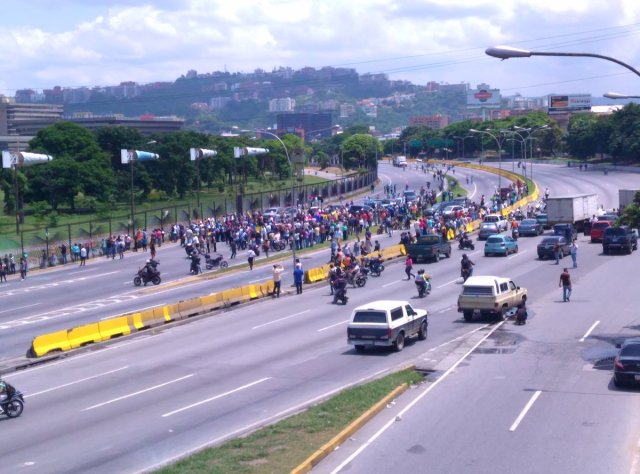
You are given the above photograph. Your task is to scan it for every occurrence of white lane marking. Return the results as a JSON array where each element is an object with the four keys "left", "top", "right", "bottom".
[
  {"left": 68, "top": 268, "right": 100, "bottom": 275},
  {"left": 382, "top": 279, "right": 403, "bottom": 288},
  {"left": 82, "top": 374, "right": 194, "bottom": 411},
  {"left": 468, "top": 182, "right": 478, "bottom": 199},
  {"left": 437, "top": 278, "right": 460, "bottom": 289},
  {"left": 330, "top": 320, "right": 507, "bottom": 474},
  {"left": 579, "top": 321, "right": 600, "bottom": 342},
  {"left": 252, "top": 310, "right": 310, "bottom": 330},
  {"left": 28, "top": 366, "right": 129, "bottom": 397},
  {"left": 161, "top": 377, "right": 272, "bottom": 417},
  {"left": 317, "top": 320, "right": 350, "bottom": 332},
  {"left": 629, "top": 434, "right": 640, "bottom": 474},
  {"left": 509, "top": 390, "right": 542, "bottom": 432},
  {"left": 0, "top": 303, "right": 40, "bottom": 314},
  {"left": 507, "top": 250, "right": 528, "bottom": 259},
  {"left": 426, "top": 325, "right": 489, "bottom": 352}
]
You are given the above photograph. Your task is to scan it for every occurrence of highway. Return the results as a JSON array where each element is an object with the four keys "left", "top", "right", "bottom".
[
  {"left": 0, "top": 161, "right": 500, "bottom": 360},
  {"left": 0, "top": 161, "right": 638, "bottom": 474}
]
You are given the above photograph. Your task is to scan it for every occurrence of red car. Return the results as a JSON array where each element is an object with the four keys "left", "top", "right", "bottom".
[{"left": 590, "top": 220, "right": 612, "bottom": 243}]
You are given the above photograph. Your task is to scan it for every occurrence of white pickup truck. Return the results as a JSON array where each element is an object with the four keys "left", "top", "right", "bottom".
[
  {"left": 347, "top": 300, "right": 428, "bottom": 352},
  {"left": 457, "top": 275, "right": 528, "bottom": 322}
]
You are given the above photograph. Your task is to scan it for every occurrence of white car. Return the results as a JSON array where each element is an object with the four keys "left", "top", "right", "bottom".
[
  {"left": 262, "top": 207, "right": 282, "bottom": 219},
  {"left": 483, "top": 214, "right": 508, "bottom": 232}
]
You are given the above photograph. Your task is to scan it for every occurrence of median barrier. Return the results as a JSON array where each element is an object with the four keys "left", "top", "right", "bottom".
[
  {"left": 67, "top": 322, "right": 102, "bottom": 349},
  {"left": 221, "top": 287, "right": 247, "bottom": 306},
  {"left": 241, "top": 284, "right": 262, "bottom": 300},
  {"left": 129, "top": 309, "right": 163, "bottom": 331},
  {"left": 306, "top": 266, "right": 326, "bottom": 283},
  {"left": 199, "top": 293, "right": 225, "bottom": 313},
  {"left": 261, "top": 280, "right": 275, "bottom": 296},
  {"left": 31, "top": 330, "right": 71, "bottom": 357},
  {"left": 98, "top": 316, "right": 131, "bottom": 340},
  {"left": 177, "top": 298, "right": 205, "bottom": 319}
]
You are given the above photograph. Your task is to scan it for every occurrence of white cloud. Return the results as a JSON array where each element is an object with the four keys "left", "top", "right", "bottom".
[{"left": 0, "top": 0, "right": 640, "bottom": 97}]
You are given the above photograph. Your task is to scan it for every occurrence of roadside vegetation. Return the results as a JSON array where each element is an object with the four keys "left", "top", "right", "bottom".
[{"left": 156, "top": 369, "right": 423, "bottom": 474}]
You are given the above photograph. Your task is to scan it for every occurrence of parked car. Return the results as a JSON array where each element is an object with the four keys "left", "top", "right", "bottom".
[
  {"left": 518, "top": 218, "right": 543, "bottom": 236},
  {"left": 348, "top": 205, "right": 373, "bottom": 215},
  {"left": 478, "top": 222, "right": 500, "bottom": 241},
  {"left": 262, "top": 207, "right": 283, "bottom": 219},
  {"left": 590, "top": 220, "right": 612, "bottom": 243},
  {"left": 484, "top": 235, "right": 519, "bottom": 256},
  {"left": 613, "top": 338, "right": 640, "bottom": 387},
  {"left": 603, "top": 225, "right": 638, "bottom": 254},
  {"left": 484, "top": 214, "right": 508, "bottom": 231},
  {"left": 535, "top": 213, "right": 550, "bottom": 229},
  {"left": 403, "top": 190, "right": 417, "bottom": 204},
  {"left": 537, "top": 235, "right": 571, "bottom": 260}
]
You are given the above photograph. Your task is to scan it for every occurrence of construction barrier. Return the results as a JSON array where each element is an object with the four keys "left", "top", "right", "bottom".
[
  {"left": 241, "top": 284, "right": 262, "bottom": 300},
  {"left": 31, "top": 330, "right": 71, "bottom": 357},
  {"left": 128, "top": 309, "right": 162, "bottom": 331},
  {"left": 178, "top": 298, "right": 205, "bottom": 319},
  {"left": 98, "top": 316, "right": 131, "bottom": 340},
  {"left": 261, "top": 280, "right": 275, "bottom": 296},
  {"left": 199, "top": 293, "right": 225, "bottom": 313},
  {"left": 67, "top": 322, "right": 102, "bottom": 349},
  {"left": 221, "top": 287, "right": 248, "bottom": 305}
]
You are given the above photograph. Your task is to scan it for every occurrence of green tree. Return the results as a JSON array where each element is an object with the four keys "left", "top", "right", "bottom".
[{"left": 341, "top": 134, "right": 380, "bottom": 169}]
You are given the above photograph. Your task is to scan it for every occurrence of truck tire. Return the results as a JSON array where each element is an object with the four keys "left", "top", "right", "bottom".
[
  {"left": 393, "top": 332, "right": 405, "bottom": 352},
  {"left": 434, "top": 252, "right": 440, "bottom": 262},
  {"left": 603, "top": 246, "right": 609, "bottom": 255},
  {"left": 463, "top": 310, "right": 473, "bottom": 322},
  {"left": 446, "top": 248, "right": 451, "bottom": 258},
  {"left": 355, "top": 345, "right": 366, "bottom": 352},
  {"left": 418, "top": 320, "right": 428, "bottom": 340},
  {"left": 497, "top": 306, "right": 508, "bottom": 321}
]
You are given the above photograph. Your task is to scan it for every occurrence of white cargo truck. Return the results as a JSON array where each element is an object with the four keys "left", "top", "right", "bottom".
[
  {"left": 546, "top": 193, "right": 598, "bottom": 232},
  {"left": 393, "top": 155, "right": 407, "bottom": 167},
  {"left": 619, "top": 189, "right": 639, "bottom": 210}
]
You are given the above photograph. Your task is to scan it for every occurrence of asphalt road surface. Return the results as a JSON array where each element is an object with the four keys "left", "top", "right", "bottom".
[{"left": 0, "top": 162, "right": 637, "bottom": 474}]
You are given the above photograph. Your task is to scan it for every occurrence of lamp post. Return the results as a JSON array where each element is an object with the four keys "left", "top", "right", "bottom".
[
  {"left": 254, "top": 130, "right": 297, "bottom": 269},
  {"left": 486, "top": 46, "right": 640, "bottom": 78},
  {"left": 604, "top": 92, "right": 640, "bottom": 100},
  {"left": 121, "top": 142, "right": 159, "bottom": 235},
  {"left": 514, "top": 125, "right": 548, "bottom": 181},
  {"left": 469, "top": 128, "right": 507, "bottom": 202},
  {"left": 190, "top": 148, "right": 218, "bottom": 212}
]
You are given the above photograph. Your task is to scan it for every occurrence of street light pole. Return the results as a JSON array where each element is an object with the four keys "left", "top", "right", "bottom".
[
  {"left": 256, "top": 130, "right": 297, "bottom": 269},
  {"left": 486, "top": 46, "right": 640, "bottom": 79},
  {"left": 470, "top": 128, "right": 506, "bottom": 202}
]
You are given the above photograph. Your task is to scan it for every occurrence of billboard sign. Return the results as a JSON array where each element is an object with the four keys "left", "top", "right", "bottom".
[
  {"left": 548, "top": 94, "right": 592, "bottom": 114},
  {"left": 467, "top": 88, "right": 501, "bottom": 108}
]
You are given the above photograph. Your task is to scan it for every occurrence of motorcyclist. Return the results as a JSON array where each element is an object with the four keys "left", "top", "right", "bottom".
[
  {"left": 415, "top": 269, "right": 431, "bottom": 295},
  {"left": 333, "top": 268, "right": 348, "bottom": 303},
  {"left": 0, "top": 378, "right": 16, "bottom": 402},
  {"left": 189, "top": 252, "right": 201, "bottom": 275},
  {"left": 142, "top": 259, "right": 159, "bottom": 280},
  {"left": 459, "top": 232, "right": 472, "bottom": 248},
  {"left": 461, "top": 254, "right": 474, "bottom": 280}
]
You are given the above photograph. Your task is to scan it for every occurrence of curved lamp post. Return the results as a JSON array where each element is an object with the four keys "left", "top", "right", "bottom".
[
  {"left": 604, "top": 92, "right": 640, "bottom": 100},
  {"left": 253, "top": 130, "right": 297, "bottom": 269},
  {"left": 469, "top": 128, "right": 507, "bottom": 201},
  {"left": 486, "top": 46, "right": 640, "bottom": 79},
  {"left": 189, "top": 148, "right": 218, "bottom": 210},
  {"left": 514, "top": 125, "right": 548, "bottom": 181},
  {"left": 121, "top": 144, "right": 160, "bottom": 234}
]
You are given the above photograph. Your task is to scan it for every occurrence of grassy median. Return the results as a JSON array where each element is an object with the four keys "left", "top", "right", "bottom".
[{"left": 156, "top": 369, "right": 423, "bottom": 474}]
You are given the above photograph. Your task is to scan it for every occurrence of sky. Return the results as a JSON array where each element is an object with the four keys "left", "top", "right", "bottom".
[{"left": 2, "top": 0, "right": 640, "bottom": 99}]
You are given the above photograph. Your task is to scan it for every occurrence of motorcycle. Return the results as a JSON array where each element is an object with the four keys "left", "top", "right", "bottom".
[
  {"left": 332, "top": 278, "right": 348, "bottom": 305},
  {"left": 461, "top": 266, "right": 473, "bottom": 282},
  {"left": 511, "top": 228, "right": 519, "bottom": 240},
  {"left": 204, "top": 253, "right": 229, "bottom": 270},
  {"left": 458, "top": 236, "right": 475, "bottom": 250},
  {"left": 0, "top": 382, "right": 24, "bottom": 419},
  {"left": 133, "top": 259, "right": 161, "bottom": 286},
  {"left": 346, "top": 268, "right": 367, "bottom": 288},
  {"left": 271, "top": 240, "right": 286, "bottom": 252},
  {"left": 415, "top": 275, "right": 432, "bottom": 298},
  {"left": 366, "top": 258, "right": 385, "bottom": 277},
  {"left": 189, "top": 253, "right": 202, "bottom": 275}
]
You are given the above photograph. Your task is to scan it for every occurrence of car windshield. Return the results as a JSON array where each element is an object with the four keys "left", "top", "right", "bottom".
[
  {"left": 541, "top": 237, "right": 559, "bottom": 244},
  {"left": 417, "top": 235, "right": 440, "bottom": 244},
  {"left": 593, "top": 222, "right": 610, "bottom": 229},
  {"left": 621, "top": 344, "right": 640, "bottom": 357},
  {"left": 481, "top": 223, "right": 497, "bottom": 229},
  {"left": 463, "top": 286, "right": 493, "bottom": 296},
  {"left": 605, "top": 228, "right": 626, "bottom": 236},
  {"left": 521, "top": 219, "right": 536, "bottom": 225},
  {"left": 352, "top": 311, "right": 387, "bottom": 324},
  {"left": 487, "top": 236, "right": 503, "bottom": 243}
]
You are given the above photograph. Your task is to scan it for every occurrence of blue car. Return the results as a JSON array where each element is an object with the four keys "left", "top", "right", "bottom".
[{"left": 484, "top": 234, "right": 519, "bottom": 256}]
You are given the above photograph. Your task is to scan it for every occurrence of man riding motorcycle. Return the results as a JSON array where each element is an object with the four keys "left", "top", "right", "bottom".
[
  {"left": 414, "top": 269, "right": 431, "bottom": 297},
  {"left": 461, "top": 254, "right": 475, "bottom": 281},
  {"left": 458, "top": 232, "right": 474, "bottom": 250}
]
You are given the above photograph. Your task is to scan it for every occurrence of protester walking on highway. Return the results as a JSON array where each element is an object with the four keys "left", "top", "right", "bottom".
[
  {"left": 229, "top": 240, "right": 237, "bottom": 259},
  {"left": 293, "top": 262, "right": 304, "bottom": 295},
  {"left": 570, "top": 240, "right": 578, "bottom": 268},
  {"left": 559, "top": 268, "right": 572, "bottom": 302},
  {"left": 79, "top": 245, "right": 87, "bottom": 266},
  {"left": 19, "top": 256, "right": 28, "bottom": 280},
  {"left": 271, "top": 264, "right": 283, "bottom": 297},
  {"left": 405, "top": 255, "right": 415, "bottom": 280},
  {"left": 553, "top": 240, "right": 561, "bottom": 264},
  {"left": 247, "top": 248, "right": 256, "bottom": 270},
  {"left": 150, "top": 240, "right": 156, "bottom": 260}
]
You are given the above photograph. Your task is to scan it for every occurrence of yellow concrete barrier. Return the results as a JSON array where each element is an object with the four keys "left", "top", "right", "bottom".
[
  {"left": 200, "top": 293, "right": 225, "bottom": 312},
  {"left": 261, "top": 280, "right": 275, "bottom": 296},
  {"left": 178, "top": 297, "right": 205, "bottom": 319},
  {"left": 306, "top": 266, "right": 326, "bottom": 283},
  {"left": 128, "top": 309, "right": 161, "bottom": 331},
  {"left": 161, "top": 303, "right": 182, "bottom": 322},
  {"left": 31, "top": 330, "right": 71, "bottom": 357},
  {"left": 67, "top": 322, "right": 103, "bottom": 349},
  {"left": 241, "top": 284, "right": 262, "bottom": 300},
  {"left": 221, "top": 287, "right": 247, "bottom": 305},
  {"left": 98, "top": 316, "right": 131, "bottom": 340}
]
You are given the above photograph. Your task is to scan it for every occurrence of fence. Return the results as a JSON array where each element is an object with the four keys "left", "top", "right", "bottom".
[{"left": 4, "top": 169, "right": 377, "bottom": 269}]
